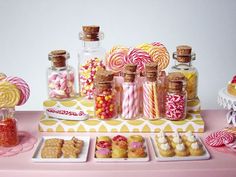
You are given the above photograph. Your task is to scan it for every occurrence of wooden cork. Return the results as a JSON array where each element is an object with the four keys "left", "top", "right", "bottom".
[
  {"left": 146, "top": 72, "right": 157, "bottom": 82},
  {"left": 168, "top": 72, "right": 185, "bottom": 92},
  {"left": 145, "top": 62, "right": 158, "bottom": 72},
  {"left": 48, "top": 50, "right": 68, "bottom": 67},
  {"left": 95, "top": 70, "right": 114, "bottom": 83},
  {"left": 124, "top": 72, "right": 136, "bottom": 82},
  {"left": 168, "top": 72, "right": 185, "bottom": 81},
  {"left": 82, "top": 26, "right": 100, "bottom": 41},
  {"left": 124, "top": 64, "right": 137, "bottom": 72},
  {"left": 176, "top": 45, "right": 192, "bottom": 63}
]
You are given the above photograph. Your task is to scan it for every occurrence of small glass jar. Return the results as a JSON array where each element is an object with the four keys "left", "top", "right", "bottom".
[
  {"left": 121, "top": 71, "right": 139, "bottom": 120},
  {"left": 143, "top": 63, "right": 160, "bottom": 120},
  {"left": 165, "top": 72, "right": 187, "bottom": 120},
  {"left": 0, "top": 108, "right": 18, "bottom": 147},
  {"left": 94, "top": 71, "right": 117, "bottom": 120},
  {"left": 158, "top": 71, "right": 167, "bottom": 118},
  {"left": 78, "top": 26, "right": 106, "bottom": 99},
  {"left": 47, "top": 50, "right": 76, "bottom": 100},
  {"left": 170, "top": 45, "right": 198, "bottom": 100}
]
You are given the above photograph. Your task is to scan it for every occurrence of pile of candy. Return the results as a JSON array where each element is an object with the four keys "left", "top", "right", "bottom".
[
  {"left": 95, "top": 90, "right": 116, "bottom": 120},
  {"left": 79, "top": 58, "right": 105, "bottom": 99},
  {"left": 48, "top": 70, "right": 75, "bottom": 100},
  {"left": 105, "top": 42, "right": 169, "bottom": 73},
  {"left": 165, "top": 93, "right": 186, "bottom": 120}
]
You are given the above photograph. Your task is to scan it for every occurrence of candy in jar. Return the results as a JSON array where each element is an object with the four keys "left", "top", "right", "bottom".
[
  {"left": 94, "top": 70, "right": 117, "bottom": 120},
  {"left": 143, "top": 63, "right": 160, "bottom": 120},
  {"left": 78, "top": 26, "right": 106, "bottom": 99},
  {"left": 165, "top": 72, "right": 187, "bottom": 120},
  {"left": 121, "top": 64, "right": 139, "bottom": 119},
  {"left": 47, "top": 50, "right": 76, "bottom": 100},
  {"left": 0, "top": 108, "right": 18, "bottom": 147},
  {"left": 170, "top": 45, "right": 198, "bottom": 100}
]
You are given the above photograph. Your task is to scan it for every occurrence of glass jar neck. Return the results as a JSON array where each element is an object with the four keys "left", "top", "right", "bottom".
[
  {"left": 175, "top": 60, "right": 192, "bottom": 67},
  {"left": 82, "top": 40, "right": 101, "bottom": 49}
]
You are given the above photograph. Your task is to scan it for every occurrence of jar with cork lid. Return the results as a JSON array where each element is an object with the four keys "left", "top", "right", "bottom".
[
  {"left": 47, "top": 50, "right": 76, "bottom": 100},
  {"left": 143, "top": 63, "right": 161, "bottom": 120},
  {"left": 121, "top": 64, "right": 139, "bottom": 120},
  {"left": 0, "top": 108, "right": 18, "bottom": 147},
  {"left": 165, "top": 72, "right": 187, "bottom": 120},
  {"left": 170, "top": 45, "right": 198, "bottom": 100},
  {"left": 94, "top": 70, "right": 117, "bottom": 120},
  {"left": 78, "top": 26, "right": 106, "bottom": 99}
]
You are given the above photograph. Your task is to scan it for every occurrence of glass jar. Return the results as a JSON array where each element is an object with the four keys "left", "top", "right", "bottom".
[
  {"left": 0, "top": 108, "right": 18, "bottom": 147},
  {"left": 94, "top": 82, "right": 117, "bottom": 120},
  {"left": 165, "top": 72, "right": 187, "bottom": 120},
  {"left": 121, "top": 72, "right": 139, "bottom": 120},
  {"left": 78, "top": 26, "right": 106, "bottom": 99},
  {"left": 47, "top": 50, "right": 76, "bottom": 100},
  {"left": 143, "top": 63, "right": 160, "bottom": 120},
  {"left": 158, "top": 71, "right": 167, "bottom": 118},
  {"left": 170, "top": 45, "right": 198, "bottom": 100}
]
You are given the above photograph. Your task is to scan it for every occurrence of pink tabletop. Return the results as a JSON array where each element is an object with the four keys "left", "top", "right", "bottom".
[{"left": 0, "top": 110, "right": 235, "bottom": 177}]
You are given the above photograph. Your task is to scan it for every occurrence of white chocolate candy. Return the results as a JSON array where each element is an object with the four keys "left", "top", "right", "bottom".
[
  {"left": 158, "top": 136, "right": 167, "bottom": 144},
  {"left": 173, "top": 136, "right": 182, "bottom": 144},
  {"left": 187, "top": 135, "right": 196, "bottom": 142},
  {"left": 191, "top": 142, "right": 200, "bottom": 150}
]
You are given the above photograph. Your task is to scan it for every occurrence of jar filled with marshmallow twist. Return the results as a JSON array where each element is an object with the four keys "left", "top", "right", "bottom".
[
  {"left": 0, "top": 108, "right": 18, "bottom": 147},
  {"left": 165, "top": 72, "right": 187, "bottom": 121},
  {"left": 94, "top": 70, "right": 117, "bottom": 120},
  {"left": 170, "top": 45, "right": 198, "bottom": 100},
  {"left": 47, "top": 50, "right": 76, "bottom": 100},
  {"left": 78, "top": 26, "right": 106, "bottom": 99}
]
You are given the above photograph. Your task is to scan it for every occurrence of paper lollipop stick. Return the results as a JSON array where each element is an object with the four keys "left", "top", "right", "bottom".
[{"left": 0, "top": 81, "right": 20, "bottom": 108}]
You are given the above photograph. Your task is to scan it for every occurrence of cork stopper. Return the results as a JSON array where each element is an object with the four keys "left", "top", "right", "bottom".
[
  {"left": 168, "top": 72, "right": 185, "bottom": 92},
  {"left": 95, "top": 70, "right": 114, "bottom": 83},
  {"left": 124, "top": 72, "right": 136, "bottom": 82},
  {"left": 48, "top": 50, "right": 69, "bottom": 67},
  {"left": 81, "top": 26, "right": 100, "bottom": 41},
  {"left": 145, "top": 62, "right": 158, "bottom": 72},
  {"left": 175, "top": 45, "right": 192, "bottom": 63},
  {"left": 124, "top": 64, "right": 137, "bottom": 72}
]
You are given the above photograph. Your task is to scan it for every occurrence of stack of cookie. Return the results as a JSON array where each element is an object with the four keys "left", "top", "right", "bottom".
[
  {"left": 155, "top": 131, "right": 205, "bottom": 157},
  {"left": 41, "top": 137, "right": 84, "bottom": 158}
]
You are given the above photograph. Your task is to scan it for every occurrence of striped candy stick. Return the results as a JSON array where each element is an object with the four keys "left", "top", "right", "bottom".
[
  {"left": 143, "top": 82, "right": 152, "bottom": 119},
  {"left": 133, "top": 84, "right": 139, "bottom": 118},
  {"left": 122, "top": 83, "right": 129, "bottom": 118},
  {"left": 153, "top": 82, "right": 160, "bottom": 119}
]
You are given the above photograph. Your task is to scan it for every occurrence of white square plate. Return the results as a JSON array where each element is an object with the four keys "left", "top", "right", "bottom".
[
  {"left": 32, "top": 136, "right": 90, "bottom": 163},
  {"left": 94, "top": 136, "right": 150, "bottom": 163},
  {"left": 150, "top": 134, "right": 211, "bottom": 162}
]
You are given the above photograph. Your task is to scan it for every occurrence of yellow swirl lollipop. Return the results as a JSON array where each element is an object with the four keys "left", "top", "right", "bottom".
[{"left": 0, "top": 81, "right": 20, "bottom": 108}]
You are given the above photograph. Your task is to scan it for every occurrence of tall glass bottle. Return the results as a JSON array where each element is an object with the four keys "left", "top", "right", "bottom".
[
  {"left": 78, "top": 26, "right": 106, "bottom": 99},
  {"left": 0, "top": 108, "right": 18, "bottom": 147},
  {"left": 121, "top": 66, "right": 139, "bottom": 120},
  {"left": 47, "top": 50, "right": 76, "bottom": 100},
  {"left": 165, "top": 72, "right": 187, "bottom": 120},
  {"left": 143, "top": 63, "right": 160, "bottom": 120},
  {"left": 170, "top": 45, "right": 198, "bottom": 100}
]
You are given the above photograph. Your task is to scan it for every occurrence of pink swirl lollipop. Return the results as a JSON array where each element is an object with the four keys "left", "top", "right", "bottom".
[
  {"left": 205, "top": 130, "right": 235, "bottom": 147},
  {"left": 105, "top": 46, "right": 129, "bottom": 73},
  {"left": 125, "top": 48, "right": 152, "bottom": 72},
  {"left": 5, "top": 76, "right": 30, "bottom": 106}
]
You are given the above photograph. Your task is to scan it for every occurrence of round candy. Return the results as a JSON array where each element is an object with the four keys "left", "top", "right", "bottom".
[
  {"left": 0, "top": 81, "right": 20, "bottom": 108},
  {"left": 105, "top": 46, "right": 129, "bottom": 73},
  {"left": 5, "top": 76, "right": 30, "bottom": 106},
  {"left": 125, "top": 48, "right": 152, "bottom": 72},
  {"left": 0, "top": 73, "right": 7, "bottom": 81},
  {"left": 205, "top": 130, "right": 235, "bottom": 147}
]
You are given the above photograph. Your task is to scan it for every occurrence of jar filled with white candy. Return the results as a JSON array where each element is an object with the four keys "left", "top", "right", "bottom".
[{"left": 47, "top": 50, "right": 76, "bottom": 100}]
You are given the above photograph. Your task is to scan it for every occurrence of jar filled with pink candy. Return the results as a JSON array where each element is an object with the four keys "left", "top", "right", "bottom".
[
  {"left": 47, "top": 50, "right": 76, "bottom": 100},
  {"left": 78, "top": 26, "right": 106, "bottom": 99},
  {"left": 165, "top": 72, "right": 187, "bottom": 121}
]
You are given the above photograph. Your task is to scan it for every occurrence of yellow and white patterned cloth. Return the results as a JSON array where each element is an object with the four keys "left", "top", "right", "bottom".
[{"left": 39, "top": 97, "right": 203, "bottom": 133}]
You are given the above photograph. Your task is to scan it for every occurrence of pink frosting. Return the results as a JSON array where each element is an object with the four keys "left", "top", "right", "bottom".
[
  {"left": 96, "top": 148, "right": 111, "bottom": 155},
  {"left": 130, "top": 142, "right": 143, "bottom": 149}
]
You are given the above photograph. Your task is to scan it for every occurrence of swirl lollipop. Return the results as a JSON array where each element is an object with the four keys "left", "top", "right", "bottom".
[
  {"left": 0, "top": 73, "right": 6, "bottom": 81},
  {"left": 0, "top": 81, "right": 20, "bottom": 108},
  {"left": 5, "top": 77, "right": 30, "bottom": 106},
  {"left": 106, "top": 46, "right": 129, "bottom": 73},
  {"left": 125, "top": 48, "right": 152, "bottom": 72},
  {"left": 136, "top": 43, "right": 153, "bottom": 52}
]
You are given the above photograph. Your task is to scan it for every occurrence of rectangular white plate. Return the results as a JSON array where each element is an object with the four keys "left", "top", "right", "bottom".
[
  {"left": 94, "top": 137, "right": 150, "bottom": 162},
  {"left": 32, "top": 136, "right": 90, "bottom": 163},
  {"left": 151, "top": 135, "right": 211, "bottom": 162}
]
